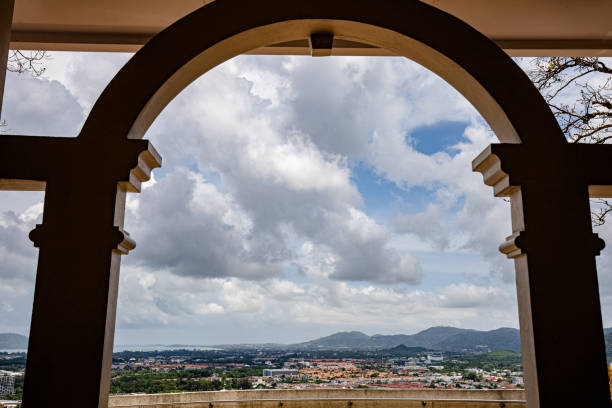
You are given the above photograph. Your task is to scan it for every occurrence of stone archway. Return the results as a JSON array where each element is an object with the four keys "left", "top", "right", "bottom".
[{"left": 1, "top": 1, "right": 611, "bottom": 407}]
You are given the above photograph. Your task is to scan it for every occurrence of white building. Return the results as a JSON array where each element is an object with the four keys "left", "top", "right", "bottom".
[
  {"left": 263, "top": 369, "right": 299, "bottom": 377},
  {"left": 512, "top": 376, "right": 524, "bottom": 385},
  {"left": 0, "top": 371, "right": 15, "bottom": 396},
  {"left": 427, "top": 354, "right": 444, "bottom": 362}
]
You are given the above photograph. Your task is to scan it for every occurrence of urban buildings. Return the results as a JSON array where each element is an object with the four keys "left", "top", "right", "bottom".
[
  {"left": 263, "top": 369, "right": 300, "bottom": 377},
  {"left": 0, "top": 371, "right": 15, "bottom": 397}
]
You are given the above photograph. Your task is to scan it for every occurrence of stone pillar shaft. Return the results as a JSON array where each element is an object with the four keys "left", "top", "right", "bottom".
[
  {"left": 0, "top": 0, "right": 14, "bottom": 119},
  {"left": 515, "top": 182, "right": 609, "bottom": 407},
  {"left": 475, "top": 145, "right": 612, "bottom": 408},
  {"left": 22, "top": 181, "right": 129, "bottom": 408}
]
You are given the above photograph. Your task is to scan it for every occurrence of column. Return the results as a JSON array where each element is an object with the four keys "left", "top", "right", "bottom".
[
  {"left": 14, "top": 138, "right": 160, "bottom": 408},
  {"left": 510, "top": 181, "right": 609, "bottom": 407},
  {"left": 475, "top": 144, "right": 611, "bottom": 408},
  {"left": 22, "top": 180, "right": 133, "bottom": 408},
  {"left": 0, "top": 0, "right": 14, "bottom": 119}
]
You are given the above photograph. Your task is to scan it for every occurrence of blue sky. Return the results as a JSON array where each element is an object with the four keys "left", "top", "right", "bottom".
[{"left": 1, "top": 53, "right": 611, "bottom": 346}]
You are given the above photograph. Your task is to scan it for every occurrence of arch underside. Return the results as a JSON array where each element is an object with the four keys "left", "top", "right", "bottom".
[{"left": 79, "top": 0, "right": 566, "bottom": 149}]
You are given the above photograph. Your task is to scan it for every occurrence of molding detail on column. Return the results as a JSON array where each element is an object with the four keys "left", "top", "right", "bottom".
[
  {"left": 500, "top": 231, "right": 526, "bottom": 259},
  {"left": 592, "top": 233, "right": 606, "bottom": 256},
  {"left": 500, "top": 232, "right": 605, "bottom": 259},
  {"left": 472, "top": 146, "right": 514, "bottom": 197},
  {"left": 29, "top": 224, "right": 137, "bottom": 255},
  {"left": 113, "top": 227, "right": 136, "bottom": 255},
  {"left": 28, "top": 224, "right": 44, "bottom": 248},
  {"left": 124, "top": 142, "right": 162, "bottom": 193}
]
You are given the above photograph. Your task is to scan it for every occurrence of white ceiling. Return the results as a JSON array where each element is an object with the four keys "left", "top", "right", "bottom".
[{"left": 10, "top": 0, "right": 612, "bottom": 56}]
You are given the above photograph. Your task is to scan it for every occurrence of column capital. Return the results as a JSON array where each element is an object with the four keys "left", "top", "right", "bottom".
[
  {"left": 0, "top": 135, "right": 161, "bottom": 192},
  {"left": 473, "top": 142, "right": 612, "bottom": 198},
  {"left": 29, "top": 224, "right": 136, "bottom": 255},
  {"left": 113, "top": 227, "right": 136, "bottom": 255},
  {"left": 499, "top": 231, "right": 526, "bottom": 259},
  {"left": 499, "top": 231, "right": 606, "bottom": 259}
]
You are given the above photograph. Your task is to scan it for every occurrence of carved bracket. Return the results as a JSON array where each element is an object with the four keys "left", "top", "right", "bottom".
[
  {"left": 113, "top": 227, "right": 136, "bottom": 255},
  {"left": 28, "top": 224, "right": 44, "bottom": 248},
  {"left": 499, "top": 231, "right": 526, "bottom": 259},
  {"left": 592, "top": 233, "right": 606, "bottom": 256},
  {"left": 472, "top": 146, "right": 513, "bottom": 197},
  {"left": 309, "top": 33, "right": 334, "bottom": 57},
  {"left": 122, "top": 141, "right": 162, "bottom": 193}
]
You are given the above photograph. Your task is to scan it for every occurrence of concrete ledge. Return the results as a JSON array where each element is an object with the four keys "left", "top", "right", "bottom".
[{"left": 109, "top": 389, "right": 526, "bottom": 407}]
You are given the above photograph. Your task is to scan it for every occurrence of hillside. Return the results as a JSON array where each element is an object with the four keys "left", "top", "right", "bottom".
[
  {"left": 294, "top": 326, "right": 521, "bottom": 352},
  {"left": 407, "top": 326, "right": 474, "bottom": 348},
  {"left": 297, "top": 331, "right": 371, "bottom": 348},
  {"left": 433, "top": 327, "right": 521, "bottom": 352},
  {"left": 0, "top": 333, "right": 28, "bottom": 349},
  {"left": 383, "top": 344, "right": 431, "bottom": 357}
]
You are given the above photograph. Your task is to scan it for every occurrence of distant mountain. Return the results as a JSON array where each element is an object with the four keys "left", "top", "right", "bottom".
[
  {"left": 403, "top": 327, "right": 473, "bottom": 348},
  {"left": 292, "top": 326, "right": 521, "bottom": 352},
  {"left": 0, "top": 333, "right": 28, "bottom": 349},
  {"left": 433, "top": 328, "right": 521, "bottom": 352},
  {"left": 297, "top": 331, "right": 371, "bottom": 348}
]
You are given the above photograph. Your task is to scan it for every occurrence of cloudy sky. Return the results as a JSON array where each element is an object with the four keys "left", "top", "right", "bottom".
[{"left": 1, "top": 52, "right": 611, "bottom": 346}]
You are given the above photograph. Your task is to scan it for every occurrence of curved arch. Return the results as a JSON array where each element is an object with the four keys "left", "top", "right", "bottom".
[{"left": 78, "top": 0, "right": 565, "bottom": 147}]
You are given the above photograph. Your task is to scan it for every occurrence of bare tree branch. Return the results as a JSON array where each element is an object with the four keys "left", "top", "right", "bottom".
[
  {"left": 7, "top": 50, "right": 48, "bottom": 77},
  {"left": 2, "top": 50, "right": 50, "bottom": 130},
  {"left": 592, "top": 199, "right": 612, "bottom": 227},
  {"left": 528, "top": 57, "right": 612, "bottom": 225}
]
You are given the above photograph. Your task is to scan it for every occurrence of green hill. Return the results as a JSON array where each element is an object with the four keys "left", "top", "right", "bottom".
[
  {"left": 383, "top": 344, "right": 430, "bottom": 357},
  {"left": 297, "top": 331, "right": 371, "bottom": 348},
  {"left": 432, "top": 328, "right": 521, "bottom": 352}
]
